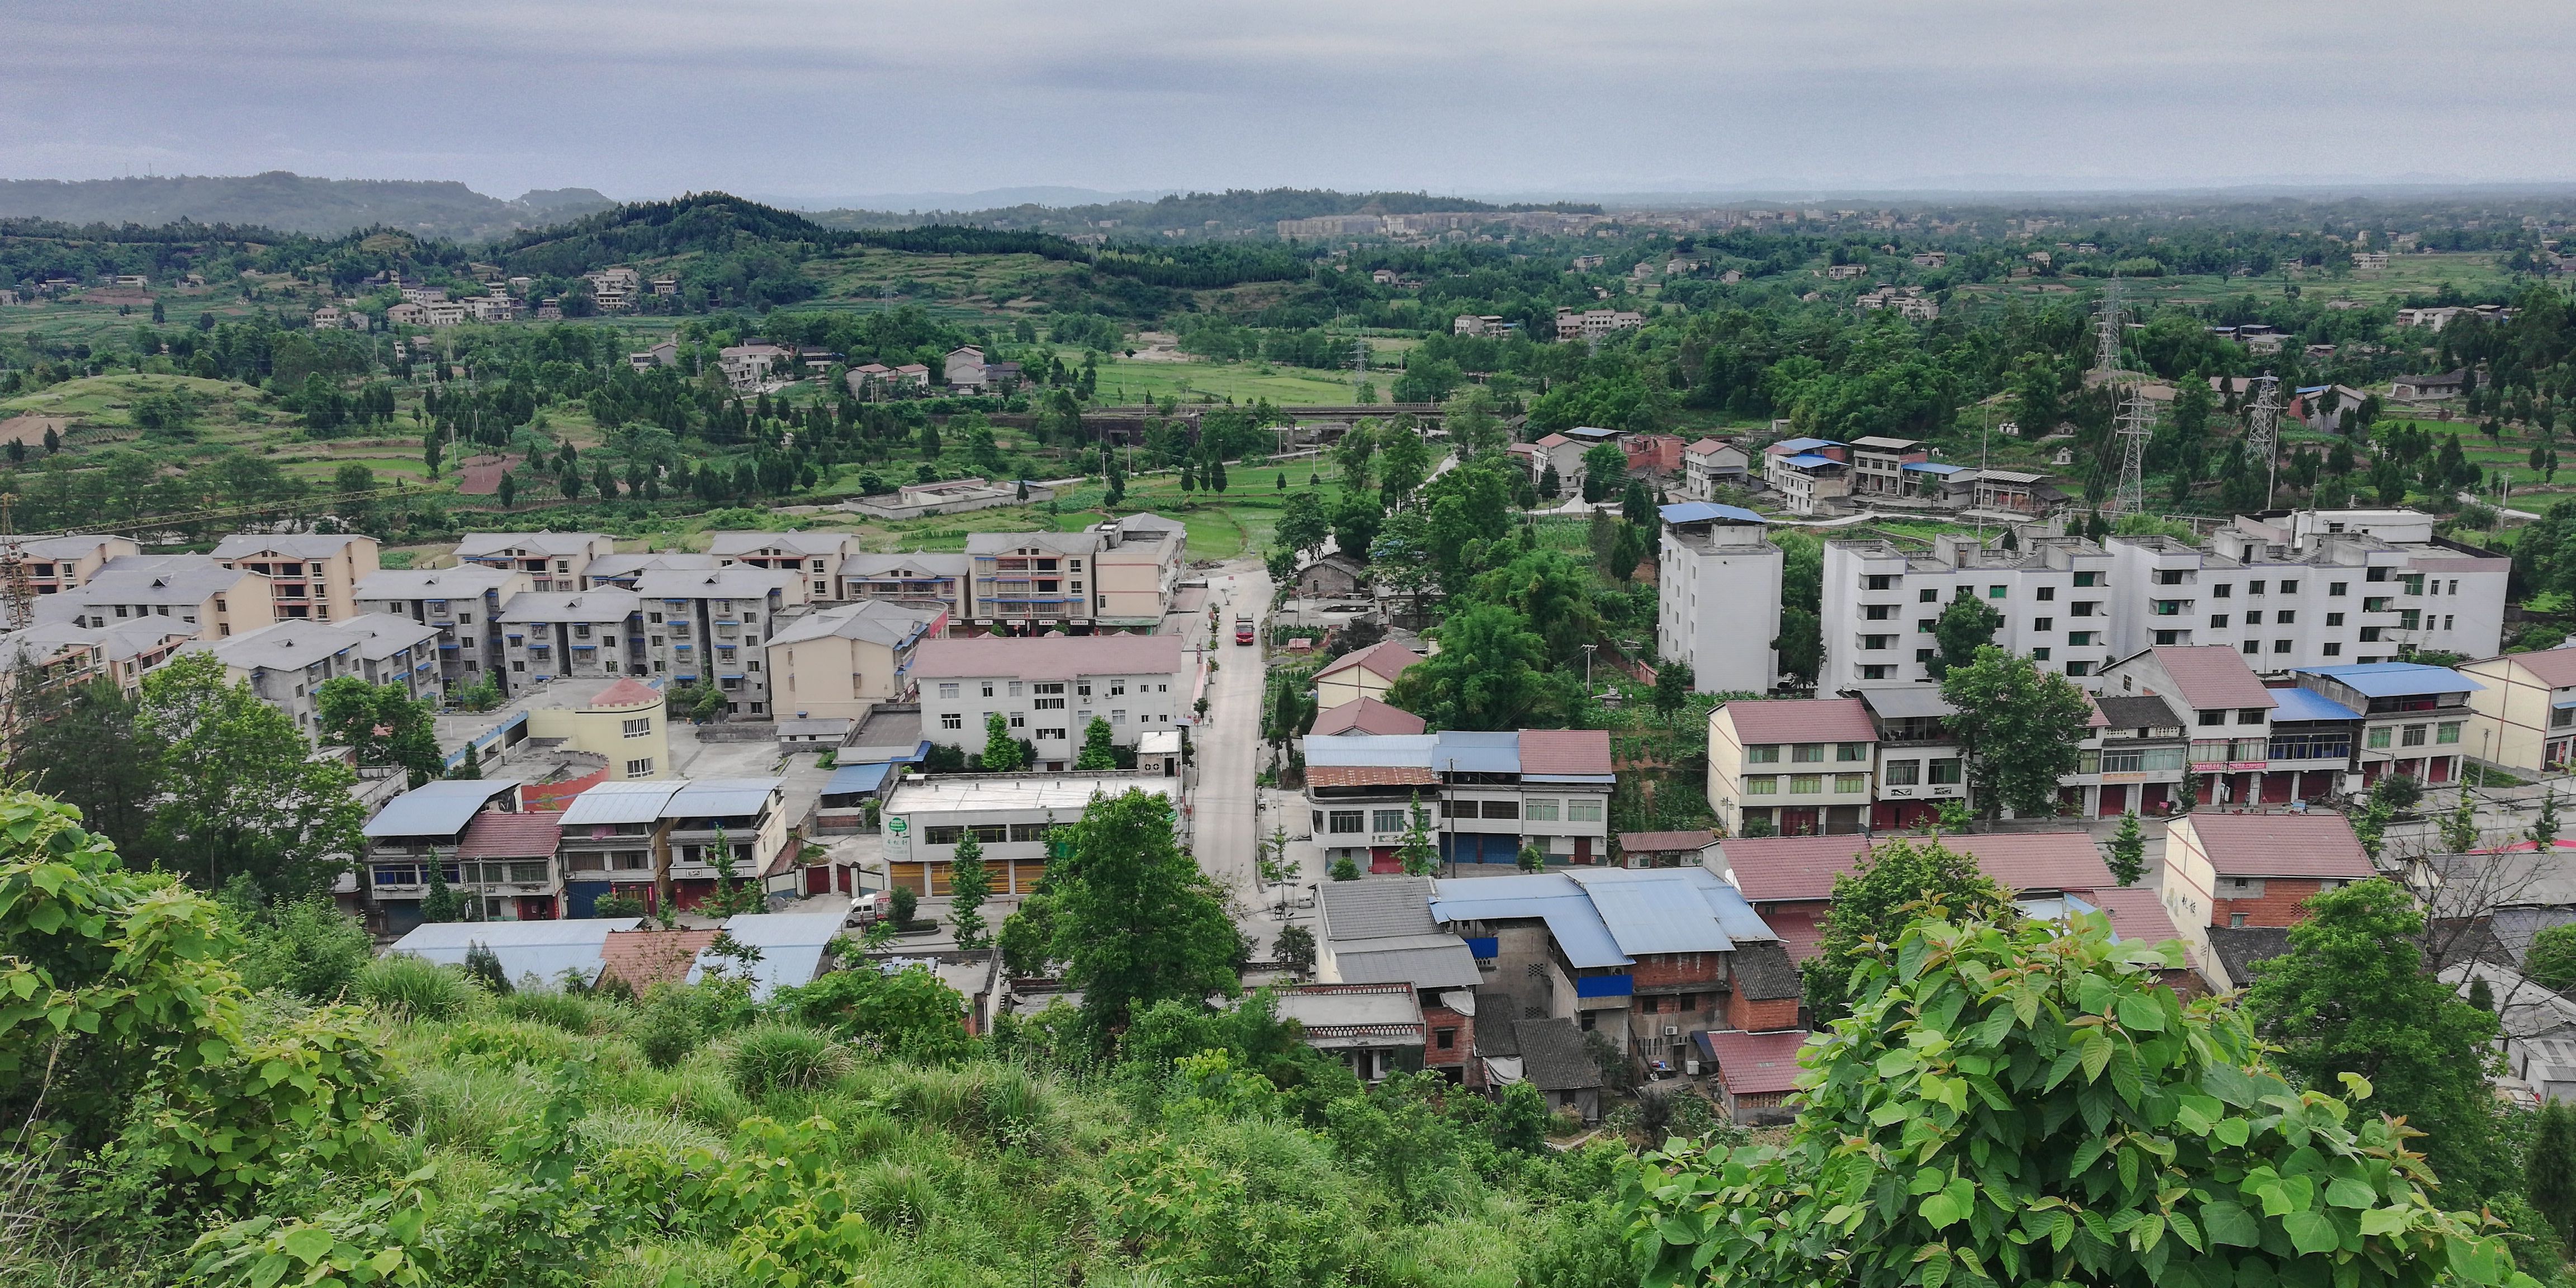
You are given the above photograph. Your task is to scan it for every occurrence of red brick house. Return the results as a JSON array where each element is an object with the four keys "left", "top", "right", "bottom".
[
  {"left": 1712, "top": 830, "right": 2118, "bottom": 968},
  {"left": 2160, "top": 811, "right": 2374, "bottom": 989}
]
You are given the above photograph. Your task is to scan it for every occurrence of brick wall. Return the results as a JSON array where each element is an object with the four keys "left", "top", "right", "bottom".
[
  {"left": 2212, "top": 878, "right": 2339, "bottom": 928},
  {"left": 1631, "top": 953, "right": 1726, "bottom": 989},
  {"left": 1423, "top": 999, "right": 1476, "bottom": 1087},
  {"left": 1728, "top": 993, "right": 1802, "bottom": 1032}
]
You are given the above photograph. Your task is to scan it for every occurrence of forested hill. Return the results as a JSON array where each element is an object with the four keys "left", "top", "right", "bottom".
[
  {"left": 0, "top": 172, "right": 614, "bottom": 240},
  {"left": 809, "top": 186, "right": 1605, "bottom": 235}
]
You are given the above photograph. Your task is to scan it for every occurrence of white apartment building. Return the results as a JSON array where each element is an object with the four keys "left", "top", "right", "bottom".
[
  {"left": 498, "top": 590, "right": 641, "bottom": 683},
  {"left": 356, "top": 565, "right": 531, "bottom": 690},
  {"left": 1679, "top": 439, "right": 1751, "bottom": 500},
  {"left": 1655, "top": 502, "right": 1783, "bottom": 694},
  {"left": 212, "top": 533, "right": 381, "bottom": 623},
  {"left": 1817, "top": 533, "right": 2114, "bottom": 693},
  {"left": 2105, "top": 510, "right": 2506, "bottom": 671},
  {"left": 707, "top": 531, "right": 856, "bottom": 600},
  {"left": 915, "top": 633, "right": 1189, "bottom": 771},
  {"left": 182, "top": 613, "right": 444, "bottom": 737},
  {"left": 632, "top": 567, "right": 796, "bottom": 716},
  {"left": 962, "top": 514, "right": 1185, "bottom": 632}
]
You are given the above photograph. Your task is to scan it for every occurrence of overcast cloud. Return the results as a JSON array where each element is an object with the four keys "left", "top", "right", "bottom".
[{"left": 4, "top": 1, "right": 2572, "bottom": 205}]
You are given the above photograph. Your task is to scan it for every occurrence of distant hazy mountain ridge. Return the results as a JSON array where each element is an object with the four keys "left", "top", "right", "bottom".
[{"left": 0, "top": 172, "right": 614, "bottom": 240}]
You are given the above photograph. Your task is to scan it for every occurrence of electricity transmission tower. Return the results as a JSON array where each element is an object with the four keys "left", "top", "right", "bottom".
[
  {"left": 2243, "top": 375, "right": 2283, "bottom": 509},
  {"left": 2111, "top": 390, "right": 2157, "bottom": 519},
  {"left": 1352, "top": 336, "right": 1370, "bottom": 401},
  {"left": 2092, "top": 278, "right": 2125, "bottom": 376}
]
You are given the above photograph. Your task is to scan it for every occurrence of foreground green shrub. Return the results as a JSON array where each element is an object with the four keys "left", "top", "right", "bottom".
[
  {"left": 496, "top": 987, "right": 611, "bottom": 1034},
  {"left": 354, "top": 954, "right": 475, "bottom": 1020},
  {"left": 726, "top": 1022, "right": 849, "bottom": 1097},
  {"left": 235, "top": 897, "right": 375, "bottom": 1002}
]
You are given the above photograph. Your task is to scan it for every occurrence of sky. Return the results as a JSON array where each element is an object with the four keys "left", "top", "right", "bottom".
[{"left": 5, "top": 1, "right": 2574, "bottom": 207}]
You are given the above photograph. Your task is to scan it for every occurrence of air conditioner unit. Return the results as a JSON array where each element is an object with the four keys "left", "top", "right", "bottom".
[{"left": 1664, "top": 1025, "right": 1680, "bottom": 1036}]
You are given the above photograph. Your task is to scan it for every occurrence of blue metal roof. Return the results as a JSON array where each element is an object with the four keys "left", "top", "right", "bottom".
[
  {"left": 824, "top": 761, "right": 895, "bottom": 795},
  {"left": 1430, "top": 869, "right": 1780, "bottom": 968},
  {"left": 388, "top": 917, "right": 638, "bottom": 991},
  {"left": 363, "top": 779, "right": 522, "bottom": 839},
  {"left": 2292, "top": 662, "right": 2485, "bottom": 698},
  {"left": 1658, "top": 501, "right": 1767, "bottom": 525},
  {"left": 1773, "top": 437, "right": 1840, "bottom": 453},
  {"left": 1566, "top": 427, "right": 1621, "bottom": 440},
  {"left": 1434, "top": 731, "right": 1522, "bottom": 775},
  {"left": 2267, "top": 687, "right": 2362, "bottom": 722},
  {"left": 1904, "top": 461, "right": 1970, "bottom": 475},
  {"left": 1781, "top": 453, "right": 1841, "bottom": 468}
]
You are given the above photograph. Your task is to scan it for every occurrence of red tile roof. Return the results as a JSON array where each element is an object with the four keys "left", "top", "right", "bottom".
[
  {"left": 1310, "top": 698, "right": 1427, "bottom": 737},
  {"left": 1618, "top": 830, "right": 1716, "bottom": 854},
  {"left": 1518, "top": 728, "right": 1613, "bottom": 775},
  {"left": 2085, "top": 886, "right": 2186, "bottom": 948},
  {"left": 1701, "top": 1028, "right": 1812, "bottom": 1095},
  {"left": 2149, "top": 646, "right": 2276, "bottom": 712},
  {"left": 1764, "top": 906, "right": 1826, "bottom": 962},
  {"left": 1719, "top": 698, "right": 1877, "bottom": 746},
  {"left": 1305, "top": 765, "right": 1443, "bottom": 789},
  {"left": 456, "top": 810, "right": 562, "bottom": 860},
  {"left": 588, "top": 677, "right": 664, "bottom": 709},
  {"left": 600, "top": 928, "right": 717, "bottom": 995},
  {"left": 1318, "top": 641, "right": 1423, "bottom": 684},
  {"left": 1720, "top": 831, "right": 2111, "bottom": 903},
  {"left": 2177, "top": 811, "right": 2374, "bottom": 879},
  {"left": 2489, "top": 650, "right": 2576, "bottom": 689}
]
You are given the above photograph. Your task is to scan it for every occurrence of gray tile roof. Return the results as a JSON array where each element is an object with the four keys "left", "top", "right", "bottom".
[
  {"left": 707, "top": 531, "right": 855, "bottom": 558},
  {"left": 1319, "top": 875, "right": 1441, "bottom": 940},
  {"left": 357, "top": 566, "right": 520, "bottom": 600},
  {"left": 212, "top": 534, "right": 370, "bottom": 559},
  {"left": 456, "top": 532, "right": 609, "bottom": 558},
  {"left": 497, "top": 590, "right": 639, "bottom": 624},
  {"left": 631, "top": 567, "right": 793, "bottom": 600},
  {"left": 1512, "top": 1017, "right": 1603, "bottom": 1091},
  {"left": 767, "top": 600, "right": 943, "bottom": 649}
]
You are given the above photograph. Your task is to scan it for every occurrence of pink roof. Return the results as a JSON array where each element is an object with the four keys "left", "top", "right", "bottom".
[
  {"left": 1720, "top": 698, "right": 1876, "bottom": 746},
  {"left": 1533, "top": 434, "right": 1571, "bottom": 448},
  {"left": 1721, "top": 831, "right": 2113, "bottom": 903},
  {"left": 1684, "top": 437, "right": 1730, "bottom": 455},
  {"left": 1764, "top": 906, "right": 1826, "bottom": 962},
  {"left": 588, "top": 677, "right": 663, "bottom": 709},
  {"left": 1306, "top": 765, "right": 1442, "bottom": 789},
  {"left": 1319, "top": 640, "right": 1422, "bottom": 684},
  {"left": 600, "top": 928, "right": 718, "bottom": 993},
  {"left": 913, "top": 632, "right": 1186, "bottom": 681},
  {"left": 1310, "top": 698, "right": 1427, "bottom": 737},
  {"left": 2490, "top": 650, "right": 2576, "bottom": 689},
  {"left": 2085, "top": 886, "right": 2186, "bottom": 948},
  {"left": 1618, "top": 829, "right": 1716, "bottom": 853},
  {"left": 2148, "top": 646, "right": 2276, "bottom": 712},
  {"left": 456, "top": 811, "right": 562, "bottom": 860},
  {"left": 2178, "top": 811, "right": 2373, "bottom": 880},
  {"left": 1519, "top": 728, "right": 1613, "bottom": 775},
  {"left": 1703, "top": 1028, "right": 1811, "bottom": 1095}
]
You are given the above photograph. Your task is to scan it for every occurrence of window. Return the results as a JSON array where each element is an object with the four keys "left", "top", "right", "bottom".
[
  {"left": 1884, "top": 759, "right": 1921, "bottom": 785},
  {"left": 940, "top": 713, "right": 962, "bottom": 730},
  {"left": 1865, "top": 574, "right": 1894, "bottom": 590},
  {"left": 2032, "top": 648, "right": 2051, "bottom": 660},
  {"left": 1111, "top": 709, "right": 1126, "bottom": 724},
  {"left": 1864, "top": 604, "right": 1896, "bottom": 620},
  {"left": 1917, "top": 649, "right": 1935, "bottom": 663},
  {"left": 2367, "top": 566, "right": 2389, "bottom": 583},
  {"left": 2360, "top": 627, "right": 2384, "bottom": 642},
  {"left": 1745, "top": 775, "right": 1779, "bottom": 795},
  {"left": 1481, "top": 800, "right": 1519, "bottom": 820},
  {"left": 623, "top": 757, "right": 654, "bottom": 778},
  {"left": 1862, "top": 634, "right": 1892, "bottom": 650},
  {"left": 2074, "top": 571, "right": 2100, "bottom": 587},
  {"left": 2199, "top": 711, "right": 2228, "bottom": 727},
  {"left": 1328, "top": 811, "right": 1365, "bottom": 834},
  {"left": 1789, "top": 774, "right": 1824, "bottom": 794},
  {"left": 1792, "top": 744, "right": 1826, "bottom": 763},
  {"left": 1987, "top": 585, "right": 2007, "bottom": 599},
  {"left": 2037, "top": 586, "right": 2056, "bottom": 602},
  {"left": 2072, "top": 601, "right": 2099, "bottom": 617},
  {"left": 2438, "top": 722, "right": 2463, "bottom": 745},
  {"left": 1033, "top": 696, "right": 1066, "bottom": 710},
  {"left": 2325, "top": 612, "right": 2344, "bottom": 627},
  {"left": 2280, "top": 580, "right": 2299, "bottom": 594},
  {"left": 2323, "top": 642, "right": 2342, "bottom": 656},
  {"left": 2401, "top": 724, "right": 2428, "bottom": 747},
  {"left": 1566, "top": 799, "right": 1603, "bottom": 821},
  {"left": 2242, "top": 611, "right": 2262, "bottom": 626},
  {"left": 1917, "top": 619, "right": 1936, "bottom": 633},
  {"left": 923, "top": 826, "right": 963, "bottom": 845},
  {"left": 2066, "top": 660, "right": 2094, "bottom": 676},
  {"left": 1836, "top": 742, "right": 1869, "bottom": 762},
  {"left": 2232, "top": 737, "right": 2267, "bottom": 761},
  {"left": 981, "top": 681, "right": 995, "bottom": 697},
  {"left": 1834, "top": 773, "right": 1867, "bottom": 794},
  {"left": 2241, "top": 641, "right": 2259, "bottom": 655},
  {"left": 1372, "top": 809, "right": 1407, "bottom": 833},
  {"left": 938, "top": 683, "right": 959, "bottom": 699},
  {"left": 1919, "top": 587, "right": 1938, "bottom": 602},
  {"left": 2329, "top": 582, "right": 2347, "bottom": 596},
  {"left": 2153, "top": 600, "right": 2190, "bottom": 616},
  {"left": 2238, "top": 709, "right": 2266, "bottom": 725},
  {"left": 1524, "top": 798, "right": 1561, "bottom": 822},
  {"left": 1860, "top": 664, "right": 1892, "bottom": 680},
  {"left": 622, "top": 717, "right": 651, "bottom": 738},
  {"left": 2068, "top": 631, "right": 2096, "bottom": 646},
  {"left": 1009, "top": 713, "right": 1026, "bottom": 729},
  {"left": 2271, "top": 640, "right": 2291, "bottom": 654},
  {"left": 2154, "top": 569, "right": 2187, "bottom": 585},
  {"left": 1008, "top": 681, "right": 1025, "bottom": 697},
  {"left": 1037, "top": 727, "right": 1066, "bottom": 740},
  {"left": 2366, "top": 727, "right": 2392, "bottom": 750},
  {"left": 1435, "top": 1027, "right": 1457, "bottom": 1051},
  {"left": 1747, "top": 745, "right": 1780, "bottom": 764},
  {"left": 1929, "top": 759, "right": 1963, "bottom": 784}
]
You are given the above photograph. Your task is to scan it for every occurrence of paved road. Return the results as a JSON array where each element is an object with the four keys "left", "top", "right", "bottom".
[{"left": 1188, "top": 560, "right": 1278, "bottom": 926}]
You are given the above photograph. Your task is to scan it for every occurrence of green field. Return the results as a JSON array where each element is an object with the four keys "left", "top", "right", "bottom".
[{"left": 1077, "top": 351, "right": 1378, "bottom": 407}]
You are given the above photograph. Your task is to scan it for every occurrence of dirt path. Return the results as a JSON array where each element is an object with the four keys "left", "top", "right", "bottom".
[{"left": 0, "top": 415, "right": 67, "bottom": 446}]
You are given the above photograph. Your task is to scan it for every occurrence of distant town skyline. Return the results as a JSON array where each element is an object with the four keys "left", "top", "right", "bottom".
[{"left": 5, "top": 1, "right": 2572, "bottom": 205}]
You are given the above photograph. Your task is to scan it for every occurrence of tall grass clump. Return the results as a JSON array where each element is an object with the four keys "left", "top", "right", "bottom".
[
  {"left": 354, "top": 954, "right": 475, "bottom": 1020},
  {"left": 726, "top": 1021, "right": 850, "bottom": 1097}
]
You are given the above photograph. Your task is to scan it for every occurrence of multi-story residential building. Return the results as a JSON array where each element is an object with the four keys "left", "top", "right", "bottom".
[
  {"left": 2106, "top": 511, "right": 2507, "bottom": 668},
  {"left": 2460, "top": 648, "right": 2576, "bottom": 775},
  {"left": 557, "top": 778, "right": 675, "bottom": 916},
  {"left": 355, "top": 564, "right": 528, "bottom": 690},
  {"left": 0, "top": 617, "right": 192, "bottom": 701},
  {"left": 360, "top": 778, "right": 529, "bottom": 932},
  {"left": 708, "top": 531, "right": 857, "bottom": 600},
  {"left": 184, "top": 614, "right": 444, "bottom": 736},
  {"left": 580, "top": 551, "right": 718, "bottom": 589},
  {"left": 1819, "top": 532, "right": 2113, "bottom": 692},
  {"left": 36, "top": 555, "right": 274, "bottom": 640},
  {"left": 1849, "top": 687, "right": 1968, "bottom": 831},
  {"left": 916, "top": 633, "right": 1188, "bottom": 769},
  {"left": 457, "top": 532, "right": 618, "bottom": 591},
  {"left": 437, "top": 675, "right": 669, "bottom": 783},
  {"left": 879, "top": 771, "right": 1177, "bottom": 897},
  {"left": 16, "top": 535, "right": 141, "bottom": 597},
  {"left": 2088, "top": 694, "right": 2190, "bottom": 817},
  {"left": 498, "top": 590, "right": 642, "bottom": 684},
  {"left": 1706, "top": 698, "right": 1878, "bottom": 837},
  {"left": 1679, "top": 438, "right": 1751, "bottom": 499},
  {"left": 660, "top": 777, "right": 789, "bottom": 907},
  {"left": 767, "top": 600, "right": 946, "bottom": 721},
  {"left": 837, "top": 553, "right": 969, "bottom": 615},
  {"left": 1761, "top": 438, "right": 1849, "bottom": 515},
  {"left": 959, "top": 515, "right": 1186, "bottom": 632},
  {"left": 632, "top": 567, "right": 797, "bottom": 716},
  {"left": 2159, "top": 811, "right": 2374, "bottom": 988},
  {"left": 1846, "top": 436, "right": 1929, "bottom": 496},
  {"left": 1315, "top": 640, "right": 1422, "bottom": 709},
  {"left": 1313, "top": 877, "right": 1484, "bottom": 1086},
  {"left": 2099, "top": 645, "right": 2284, "bottom": 810},
  {"left": 2285, "top": 662, "right": 2480, "bottom": 789},
  {"left": 1711, "top": 830, "right": 2127, "bottom": 965},
  {"left": 212, "top": 533, "right": 381, "bottom": 623},
  {"left": 1551, "top": 307, "right": 1645, "bottom": 342},
  {"left": 1428, "top": 866, "right": 1796, "bottom": 1082},
  {"left": 1656, "top": 503, "right": 1783, "bottom": 694},
  {"left": 1302, "top": 728, "right": 1617, "bottom": 869},
  {"left": 1526, "top": 433, "right": 1590, "bottom": 491}
]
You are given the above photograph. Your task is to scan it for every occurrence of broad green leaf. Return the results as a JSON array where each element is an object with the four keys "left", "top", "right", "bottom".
[
  {"left": 2359, "top": 1208, "right": 2408, "bottom": 1237},
  {"left": 2325, "top": 1178, "right": 2376, "bottom": 1209},
  {"left": 2200, "top": 1201, "right": 2260, "bottom": 1247},
  {"left": 2116, "top": 992, "right": 2166, "bottom": 1031},
  {"left": 2284, "top": 1210, "right": 2341, "bottom": 1256},
  {"left": 2080, "top": 1033, "right": 2112, "bottom": 1083},
  {"left": 281, "top": 1226, "right": 333, "bottom": 1265}
]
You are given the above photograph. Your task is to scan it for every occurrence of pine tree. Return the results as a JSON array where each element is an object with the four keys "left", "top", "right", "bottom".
[
  {"left": 949, "top": 833, "right": 991, "bottom": 950},
  {"left": 448, "top": 741, "right": 482, "bottom": 779},
  {"left": 1074, "top": 717, "right": 1117, "bottom": 770},
  {"left": 2536, "top": 790, "right": 2563, "bottom": 850},
  {"left": 2531, "top": 1098, "right": 2576, "bottom": 1245},
  {"left": 2107, "top": 810, "right": 2146, "bottom": 887},
  {"left": 981, "top": 711, "right": 1028, "bottom": 772},
  {"left": 1395, "top": 792, "right": 1439, "bottom": 876},
  {"left": 419, "top": 864, "right": 463, "bottom": 922},
  {"left": 2441, "top": 791, "right": 2480, "bottom": 854}
]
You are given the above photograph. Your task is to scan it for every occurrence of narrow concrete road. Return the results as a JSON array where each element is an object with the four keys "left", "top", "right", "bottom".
[{"left": 1189, "top": 559, "right": 1272, "bottom": 908}]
